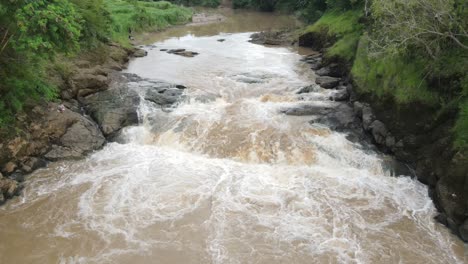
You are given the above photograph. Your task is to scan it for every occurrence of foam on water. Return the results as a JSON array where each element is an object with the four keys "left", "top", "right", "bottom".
[{"left": 0, "top": 29, "right": 465, "bottom": 264}]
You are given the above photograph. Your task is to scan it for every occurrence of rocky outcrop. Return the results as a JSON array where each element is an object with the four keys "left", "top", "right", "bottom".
[
  {"left": 249, "top": 31, "right": 295, "bottom": 46},
  {"left": 81, "top": 74, "right": 141, "bottom": 137},
  {"left": 299, "top": 32, "right": 468, "bottom": 242},
  {"left": 0, "top": 42, "right": 164, "bottom": 204}
]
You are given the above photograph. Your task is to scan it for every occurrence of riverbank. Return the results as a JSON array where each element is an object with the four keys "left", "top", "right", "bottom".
[
  {"left": 0, "top": 1, "right": 194, "bottom": 204},
  {"left": 296, "top": 25, "right": 468, "bottom": 242}
]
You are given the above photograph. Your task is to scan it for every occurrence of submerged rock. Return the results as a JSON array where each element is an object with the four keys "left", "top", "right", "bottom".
[
  {"left": 145, "top": 88, "right": 184, "bottom": 106},
  {"left": 281, "top": 104, "right": 334, "bottom": 116},
  {"left": 167, "top": 49, "right": 199, "bottom": 57}
]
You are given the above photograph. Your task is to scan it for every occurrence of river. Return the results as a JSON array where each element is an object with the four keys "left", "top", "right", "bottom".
[{"left": 0, "top": 9, "right": 465, "bottom": 264}]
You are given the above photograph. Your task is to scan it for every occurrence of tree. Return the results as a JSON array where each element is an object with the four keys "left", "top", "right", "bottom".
[{"left": 369, "top": 0, "right": 468, "bottom": 59}]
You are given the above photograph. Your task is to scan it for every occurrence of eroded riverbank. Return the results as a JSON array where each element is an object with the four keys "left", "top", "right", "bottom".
[{"left": 0, "top": 9, "right": 466, "bottom": 263}]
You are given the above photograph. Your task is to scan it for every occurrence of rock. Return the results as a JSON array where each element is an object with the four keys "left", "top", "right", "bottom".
[
  {"left": 167, "top": 49, "right": 199, "bottom": 57},
  {"left": 168, "top": 49, "right": 185, "bottom": 53},
  {"left": 459, "top": 220, "right": 468, "bottom": 242},
  {"left": 315, "top": 64, "right": 342, "bottom": 78},
  {"left": 217, "top": 39, "right": 226, "bottom": 42},
  {"left": 300, "top": 53, "right": 321, "bottom": 62},
  {"left": 297, "top": 84, "right": 321, "bottom": 94},
  {"left": 282, "top": 104, "right": 333, "bottom": 116},
  {"left": 20, "top": 157, "right": 47, "bottom": 173},
  {"left": 315, "top": 76, "right": 340, "bottom": 89},
  {"left": 72, "top": 74, "right": 108, "bottom": 96},
  {"left": 316, "top": 67, "right": 331, "bottom": 76},
  {"left": 329, "top": 88, "right": 349, "bottom": 101},
  {"left": 311, "top": 104, "right": 358, "bottom": 131},
  {"left": 133, "top": 49, "right": 148, "bottom": 57},
  {"left": 361, "top": 105, "right": 375, "bottom": 131},
  {"left": 353, "top": 101, "right": 364, "bottom": 117},
  {"left": 310, "top": 62, "right": 322, "bottom": 70},
  {"left": 145, "top": 88, "right": 184, "bottom": 106},
  {"left": 249, "top": 31, "right": 292, "bottom": 46},
  {"left": 0, "top": 178, "right": 19, "bottom": 199},
  {"left": 82, "top": 82, "right": 140, "bottom": 137},
  {"left": 0, "top": 172, "right": 3, "bottom": 179},
  {"left": 2, "top": 162, "right": 17, "bottom": 174},
  {"left": 370, "top": 120, "right": 388, "bottom": 145},
  {"left": 45, "top": 113, "right": 105, "bottom": 161},
  {"left": 160, "top": 49, "right": 168, "bottom": 51},
  {"left": 385, "top": 135, "right": 396, "bottom": 149}
]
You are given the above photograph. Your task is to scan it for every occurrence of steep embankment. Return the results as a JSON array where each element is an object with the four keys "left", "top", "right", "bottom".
[
  {"left": 299, "top": 10, "right": 468, "bottom": 242},
  {"left": 0, "top": 1, "right": 192, "bottom": 204}
]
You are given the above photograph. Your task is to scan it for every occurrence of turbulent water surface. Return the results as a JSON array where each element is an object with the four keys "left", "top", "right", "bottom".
[{"left": 0, "top": 9, "right": 466, "bottom": 264}]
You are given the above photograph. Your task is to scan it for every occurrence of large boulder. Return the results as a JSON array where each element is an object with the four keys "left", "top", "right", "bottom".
[
  {"left": 82, "top": 82, "right": 140, "bottom": 137},
  {"left": 45, "top": 118, "right": 105, "bottom": 160}
]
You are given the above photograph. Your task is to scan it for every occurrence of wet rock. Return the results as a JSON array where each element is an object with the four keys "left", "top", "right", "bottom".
[
  {"left": 20, "top": 157, "right": 47, "bottom": 173},
  {"left": 370, "top": 120, "right": 388, "bottom": 145},
  {"left": 133, "top": 49, "right": 148, "bottom": 57},
  {"left": 217, "top": 39, "right": 226, "bottom": 42},
  {"left": 315, "top": 76, "right": 340, "bottom": 89},
  {"left": 81, "top": 80, "right": 140, "bottom": 136},
  {"left": 249, "top": 31, "right": 292, "bottom": 46},
  {"left": 160, "top": 49, "right": 168, "bottom": 51},
  {"left": 361, "top": 105, "right": 375, "bottom": 131},
  {"left": 282, "top": 104, "right": 333, "bottom": 116},
  {"left": 459, "top": 220, "right": 468, "bottom": 242},
  {"left": 297, "top": 84, "right": 320, "bottom": 94},
  {"left": 2, "top": 162, "right": 17, "bottom": 174},
  {"left": 329, "top": 87, "right": 349, "bottom": 101},
  {"left": 145, "top": 88, "right": 184, "bottom": 106},
  {"left": 232, "top": 72, "right": 275, "bottom": 84},
  {"left": 315, "top": 64, "right": 342, "bottom": 78},
  {"left": 0, "top": 177, "right": 19, "bottom": 200},
  {"left": 311, "top": 103, "right": 358, "bottom": 131},
  {"left": 300, "top": 53, "right": 321, "bottom": 62},
  {"left": 167, "top": 49, "right": 199, "bottom": 57},
  {"left": 385, "top": 135, "right": 396, "bottom": 149},
  {"left": 45, "top": 114, "right": 105, "bottom": 161},
  {"left": 353, "top": 101, "right": 364, "bottom": 117}
]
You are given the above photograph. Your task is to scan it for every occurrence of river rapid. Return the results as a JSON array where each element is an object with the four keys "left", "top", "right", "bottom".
[{"left": 0, "top": 9, "right": 466, "bottom": 264}]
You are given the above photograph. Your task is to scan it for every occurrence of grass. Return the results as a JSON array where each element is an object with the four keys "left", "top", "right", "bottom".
[
  {"left": 351, "top": 35, "right": 439, "bottom": 105},
  {"left": 304, "top": 10, "right": 363, "bottom": 62},
  {"left": 105, "top": 0, "right": 192, "bottom": 46}
]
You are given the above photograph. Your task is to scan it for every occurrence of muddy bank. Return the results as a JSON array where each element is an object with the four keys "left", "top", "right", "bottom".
[
  {"left": 0, "top": 44, "right": 186, "bottom": 204},
  {"left": 297, "top": 31, "right": 468, "bottom": 242}
]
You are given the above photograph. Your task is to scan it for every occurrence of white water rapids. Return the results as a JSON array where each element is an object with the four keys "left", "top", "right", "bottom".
[{"left": 0, "top": 11, "right": 466, "bottom": 264}]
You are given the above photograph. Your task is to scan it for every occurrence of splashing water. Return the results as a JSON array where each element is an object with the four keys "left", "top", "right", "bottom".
[{"left": 0, "top": 12, "right": 466, "bottom": 264}]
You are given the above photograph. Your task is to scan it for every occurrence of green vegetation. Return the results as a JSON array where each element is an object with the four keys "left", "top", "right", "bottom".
[
  {"left": 304, "top": 10, "right": 362, "bottom": 61},
  {"left": 106, "top": 0, "right": 192, "bottom": 46},
  {"left": 0, "top": 0, "right": 192, "bottom": 128},
  {"left": 164, "top": 0, "right": 221, "bottom": 8},
  {"left": 291, "top": 0, "right": 467, "bottom": 151}
]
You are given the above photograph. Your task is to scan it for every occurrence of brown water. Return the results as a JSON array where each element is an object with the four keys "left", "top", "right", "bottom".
[{"left": 0, "top": 9, "right": 466, "bottom": 264}]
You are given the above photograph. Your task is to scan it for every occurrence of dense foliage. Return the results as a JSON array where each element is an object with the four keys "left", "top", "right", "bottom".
[
  {"left": 0, "top": 0, "right": 191, "bottom": 128},
  {"left": 298, "top": 0, "right": 467, "bottom": 150}
]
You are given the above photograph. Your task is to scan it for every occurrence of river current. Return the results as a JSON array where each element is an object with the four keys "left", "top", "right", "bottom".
[{"left": 0, "top": 9, "right": 465, "bottom": 264}]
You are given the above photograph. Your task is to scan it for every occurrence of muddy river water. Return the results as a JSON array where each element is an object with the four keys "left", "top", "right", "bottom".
[{"left": 0, "top": 9, "right": 466, "bottom": 264}]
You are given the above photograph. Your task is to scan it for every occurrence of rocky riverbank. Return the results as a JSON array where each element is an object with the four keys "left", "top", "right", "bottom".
[
  {"left": 0, "top": 44, "right": 186, "bottom": 205},
  {"left": 296, "top": 32, "right": 468, "bottom": 242}
]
